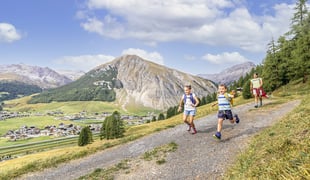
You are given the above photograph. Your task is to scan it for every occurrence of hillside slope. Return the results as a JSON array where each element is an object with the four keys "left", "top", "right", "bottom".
[{"left": 29, "top": 55, "right": 217, "bottom": 110}]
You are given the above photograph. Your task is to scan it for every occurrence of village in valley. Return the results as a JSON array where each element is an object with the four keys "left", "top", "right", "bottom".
[{"left": 0, "top": 110, "right": 156, "bottom": 141}]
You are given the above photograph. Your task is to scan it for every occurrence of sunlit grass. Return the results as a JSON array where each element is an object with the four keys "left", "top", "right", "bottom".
[{"left": 225, "top": 80, "right": 310, "bottom": 179}]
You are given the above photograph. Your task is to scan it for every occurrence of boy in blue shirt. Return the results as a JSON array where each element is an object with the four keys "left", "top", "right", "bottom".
[{"left": 212, "top": 84, "right": 240, "bottom": 140}]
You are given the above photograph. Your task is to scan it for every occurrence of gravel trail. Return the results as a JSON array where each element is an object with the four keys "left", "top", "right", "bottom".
[{"left": 19, "top": 100, "right": 300, "bottom": 180}]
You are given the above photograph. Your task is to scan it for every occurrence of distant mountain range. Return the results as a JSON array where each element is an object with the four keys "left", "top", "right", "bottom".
[
  {"left": 0, "top": 64, "right": 73, "bottom": 89},
  {"left": 29, "top": 55, "right": 217, "bottom": 110},
  {"left": 198, "top": 62, "right": 256, "bottom": 85}
]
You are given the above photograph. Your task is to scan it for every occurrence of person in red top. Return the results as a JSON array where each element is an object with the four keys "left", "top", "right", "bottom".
[{"left": 250, "top": 73, "right": 267, "bottom": 108}]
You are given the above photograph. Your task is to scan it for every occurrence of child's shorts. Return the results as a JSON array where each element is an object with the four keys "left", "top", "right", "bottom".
[
  {"left": 253, "top": 88, "right": 262, "bottom": 96},
  {"left": 184, "top": 109, "right": 196, "bottom": 116},
  {"left": 218, "top": 110, "right": 233, "bottom": 120}
]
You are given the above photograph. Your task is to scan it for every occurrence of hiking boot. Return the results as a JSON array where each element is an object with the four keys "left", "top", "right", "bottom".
[
  {"left": 191, "top": 128, "right": 197, "bottom": 134},
  {"left": 234, "top": 114, "right": 240, "bottom": 124},
  {"left": 213, "top": 132, "right": 221, "bottom": 140}
]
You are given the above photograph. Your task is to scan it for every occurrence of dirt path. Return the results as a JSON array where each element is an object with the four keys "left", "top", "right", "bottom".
[{"left": 19, "top": 100, "right": 300, "bottom": 180}]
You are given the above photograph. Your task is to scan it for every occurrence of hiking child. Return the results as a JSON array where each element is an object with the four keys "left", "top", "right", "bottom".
[
  {"left": 250, "top": 73, "right": 263, "bottom": 108},
  {"left": 212, "top": 84, "right": 240, "bottom": 140},
  {"left": 178, "top": 85, "right": 199, "bottom": 134}
]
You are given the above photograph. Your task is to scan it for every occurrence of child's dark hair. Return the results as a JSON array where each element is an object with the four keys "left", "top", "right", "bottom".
[
  {"left": 218, "top": 84, "right": 227, "bottom": 89},
  {"left": 185, "top": 85, "right": 191, "bottom": 89}
]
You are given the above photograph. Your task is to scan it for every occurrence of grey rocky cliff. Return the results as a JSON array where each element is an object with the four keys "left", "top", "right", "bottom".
[
  {"left": 94, "top": 55, "right": 217, "bottom": 110},
  {"left": 0, "top": 64, "right": 72, "bottom": 89},
  {"left": 198, "top": 62, "right": 256, "bottom": 85}
]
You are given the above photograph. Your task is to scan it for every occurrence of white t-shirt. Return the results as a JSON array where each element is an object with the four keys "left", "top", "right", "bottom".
[{"left": 183, "top": 93, "right": 196, "bottom": 111}]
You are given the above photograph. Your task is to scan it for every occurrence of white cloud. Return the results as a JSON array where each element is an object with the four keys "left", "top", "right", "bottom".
[
  {"left": 79, "top": 1, "right": 294, "bottom": 53},
  {"left": 56, "top": 54, "right": 115, "bottom": 71},
  {"left": 202, "top": 52, "right": 249, "bottom": 64},
  {"left": 80, "top": 15, "right": 124, "bottom": 39},
  {"left": 121, "top": 48, "right": 164, "bottom": 65},
  {"left": 0, "top": 23, "right": 22, "bottom": 43}
]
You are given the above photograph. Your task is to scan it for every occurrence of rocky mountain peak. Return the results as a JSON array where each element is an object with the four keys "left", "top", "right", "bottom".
[
  {"left": 0, "top": 64, "right": 72, "bottom": 89},
  {"left": 93, "top": 55, "right": 217, "bottom": 110},
  {"left": 198, "top": 62, "right": 256, "bottom": 85}
]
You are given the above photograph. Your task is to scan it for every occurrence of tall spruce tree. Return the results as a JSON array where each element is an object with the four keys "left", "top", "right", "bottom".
[
  {"left": 289, "top": 0, "right": 309, "bottom": 82},
  {"left": 78, "top": 126, "right": 93, "bottom": 146},
  {"left": 100, "top": 111, "right": 125, "bottom": 140}
]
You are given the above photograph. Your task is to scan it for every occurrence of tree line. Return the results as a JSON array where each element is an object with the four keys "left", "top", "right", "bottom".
[
  {"left": 228, "top": 0, "right": 310, "bottom": 98},
  {"left": 262, "top": 0, "right": 310, "bottom": 91},
  {"left": 0, "top": 81, "right": 42, "bottom": 102}
]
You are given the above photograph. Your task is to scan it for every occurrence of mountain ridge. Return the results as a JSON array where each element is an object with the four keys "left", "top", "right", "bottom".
[
  {"left": 0, "top": 64, "right": 72, "bottom": 89},
  {"left": 198, "top": 62, "right": 256, "bottom": 85},
  {"left": 29, "top": 55, "right": 217, "bottom": 110}
]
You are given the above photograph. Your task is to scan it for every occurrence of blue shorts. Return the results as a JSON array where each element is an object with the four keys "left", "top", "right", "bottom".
[
  {"left": 218, "top": 110, "right": 233, "bottom": 120},
  {"left": 184, "top": 109, "right": 196, "bottom": 116}
]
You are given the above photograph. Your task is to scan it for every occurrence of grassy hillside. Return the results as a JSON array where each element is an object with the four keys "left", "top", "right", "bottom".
[
  {"left": 225, "top": 79, "right": 310, "bottom": 179},
  {"left": 28, "top": 67, "right": 119, "bottom": 103}
]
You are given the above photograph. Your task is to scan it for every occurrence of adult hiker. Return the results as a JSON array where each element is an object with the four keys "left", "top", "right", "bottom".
[{"left": 250, "top": 72, "right": 263, "bottom": 108}]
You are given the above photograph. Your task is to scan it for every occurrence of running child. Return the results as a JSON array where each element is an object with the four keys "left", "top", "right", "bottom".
[
  {"left": 178, "top": 85, "right": 200, "bottom": 134},
  {"left": 212, "top": 84, "right": 240, "bottom": 140}
]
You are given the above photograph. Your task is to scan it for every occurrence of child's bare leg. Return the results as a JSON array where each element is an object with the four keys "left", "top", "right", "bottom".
[
  {"left": 217, "top": 118, "right": 224, "bottom": 132},
  {"left": 189, "top": 116, "right": 197, "bottom": 134},
  {"left": 189, "top": 116, "right": 195, "bottom": 128},
  {"left": 183, "top": 114, "right": 189, "bottom": 125}
]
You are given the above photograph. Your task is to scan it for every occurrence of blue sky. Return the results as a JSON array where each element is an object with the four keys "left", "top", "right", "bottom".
[{"left": 0, "top": 0, "right": 298, "bottom": 74}]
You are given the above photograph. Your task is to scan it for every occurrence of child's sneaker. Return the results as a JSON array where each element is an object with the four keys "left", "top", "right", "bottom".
[
  {"left": 187, "top": 125, "right": 191, "bottom": 131},
  {"left": 191, "top": 128, "right": 197, "bottom": 134},
  {"left": 213, "top": 132, "right": 221, "bottom": 140},
  {"left": 234, "top": 114, "right": 240, "bottom": 124}
]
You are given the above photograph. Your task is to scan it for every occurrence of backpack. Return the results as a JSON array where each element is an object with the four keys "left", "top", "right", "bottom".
[{"left": 183, "top": 93, "right": 196, "bottom": 105}]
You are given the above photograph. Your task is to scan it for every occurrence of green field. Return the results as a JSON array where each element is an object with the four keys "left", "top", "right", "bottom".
[
  {"left": 0, "top": 116, "right": 83, "bottom": 136},
  {"left": 3, "top": 95, "right": 159, "bottom": 116}
]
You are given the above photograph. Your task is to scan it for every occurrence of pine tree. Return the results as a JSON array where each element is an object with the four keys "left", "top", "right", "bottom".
[
  {"left": 242, "top": 80, "right": 252, "bottom": 99},
  {"left": 166, "top": 107, "right": 175, "bottom": 119},
  {"left": 158, "top": 113, "right": 165, "bottom": 120},
  {"left": 292, "top": 11, "right": 310, "bottom": 82},
  {"left": 78, "top": 126, "right": 93, "bottom": 146},
  {"left": 289, "top": 0, "right": 308, "bottom": 38},
  {"left": 100, "top": 111, "right": 124, "bottom": 140}
]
